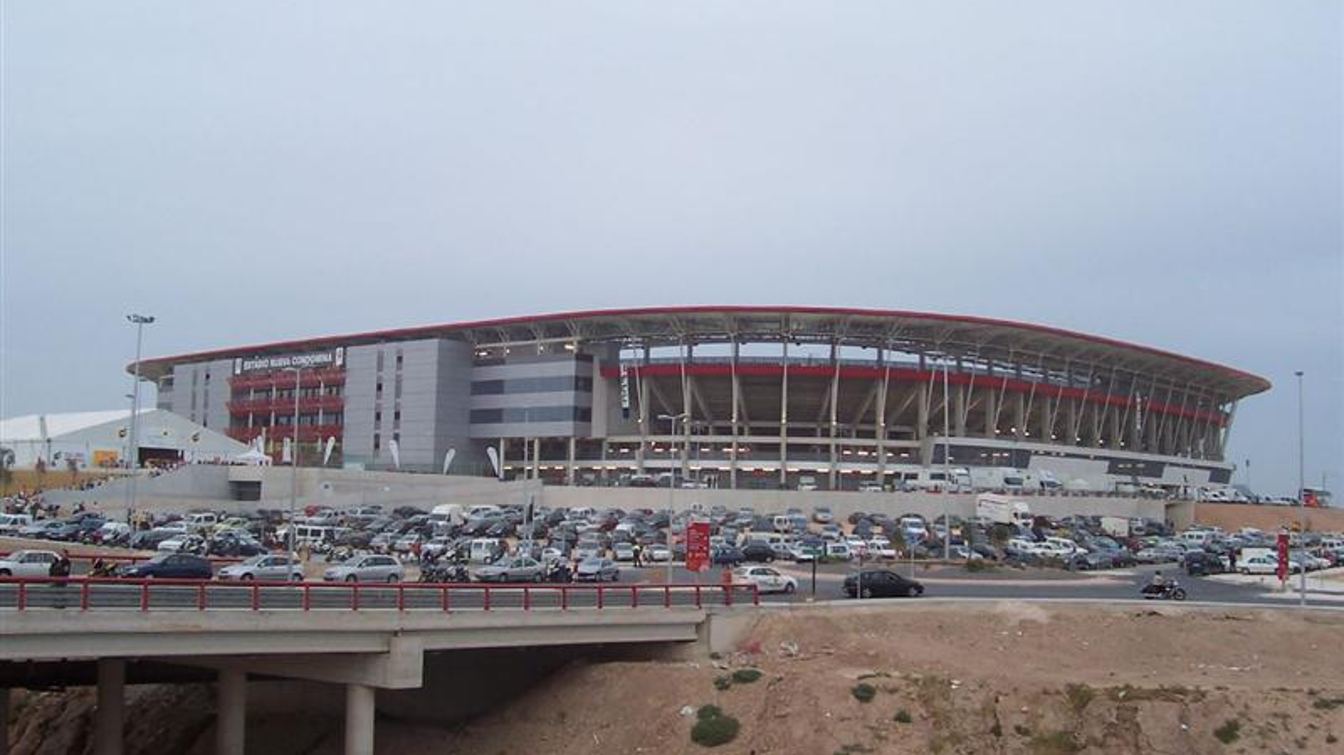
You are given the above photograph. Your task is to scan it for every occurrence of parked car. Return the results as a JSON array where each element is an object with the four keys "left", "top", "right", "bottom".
[
  {"left": 0, "top": 549, "right": 61, "bottom": 577},
  {"left": 711, "top": 546, "right": 745, "bottom": 566},
  {"left": 574, "top": 557, "right": 620, "bottom": 582},
  {"left": 733, "top": 565, "right": 797, "bottom": 594},
  {"left": 645, "top": 544, "right": 672, "bottom": 562},
  {"left": 812, "top": 507, "right": 834, "bottom": 524},
  {"left": 217, "top": 554, "right": 305, "bottom": 581},
  {"left": 741, "top": 542, "right": 777, "bottom": 563},
  {"left": 0, "top": 513, "right": 34, "bottom": 536},
  {"left": 474, "top": 556, "right": 545, "bottom": 583},
  {"left": 322, "top": 554, "right": 404, "bottom": 583},
  {"left": 843, "top": 569, "right": 925, "bottom": 599},
  {"left": 119, "top": 553, "right": 213, "bottom": 580},
  {"left": 612, "top": 543, "right": 636, "bottom": 562}
]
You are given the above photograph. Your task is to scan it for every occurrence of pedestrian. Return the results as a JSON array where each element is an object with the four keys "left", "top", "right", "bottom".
[
  {"left": 1229, "top": 548, "right": 1238, "bottom": 573},
  {"left": 632, "top": 543, "right": 643, "bottom": 568}
]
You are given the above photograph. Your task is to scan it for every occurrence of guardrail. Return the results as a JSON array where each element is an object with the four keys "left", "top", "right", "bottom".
[{"left": 0, "top": 576, "right": 759, "bottom": 612}]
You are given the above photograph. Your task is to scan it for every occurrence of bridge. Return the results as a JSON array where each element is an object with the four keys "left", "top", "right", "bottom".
[{"left": 0, "top": 576, "right": 757, "bottom": 755}]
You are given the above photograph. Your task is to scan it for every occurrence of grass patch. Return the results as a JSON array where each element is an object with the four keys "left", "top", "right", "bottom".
[
  {"left": 964, "top": 559, "right": 998, "bottom": 572},
  {"left": 990, "top": 721, "right": 1003, "bottom": 737},
  {"left": 892, "top": 709, "right": 912, "bottom": 724},
  {"left": 1312, "top": 696, "right": 1344, "bottom": 710},
  {"left": 851, "top": 683, "right": 877, "bottom": 703},
  {"left": 713, "top": 675, "right": 732, "bottom": 691},
  {"left": 857, "top": 671, "right": 891, "bottom": 680},
  {"left": 691, "top": 711, "right": 740, "bottom": 748},
  {"left": 1014, "top": 724, "right": 1032, "bottom": 737},
  {"left": 1105, "top": 684, "right": 1204, "bottom": 703},
  {"left": 833, "top": 745, "right": 874, "bottom": 754},
  {"left": 1326, "top": 733, "right": 1337, "bottom": 744},
  {"left": 1029, "top": 730, "right": 1083, "bottom": 754},
  {"left": 1064, "top": 683, "right": 1095, "bottom": 714},
  {"left": 1213, "top": 719, "right": 1241, "bottom": 744},
  {"left": 730, "top": 668, "right": 763, "bottom": 684},
  {"left": 697, "top": 704, "right": 723, "bottom": 721}
]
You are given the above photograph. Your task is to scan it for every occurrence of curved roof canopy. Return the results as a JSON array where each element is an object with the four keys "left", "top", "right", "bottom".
[{"left": 137, "top": 306, "right": 1270, "bottom": 400}]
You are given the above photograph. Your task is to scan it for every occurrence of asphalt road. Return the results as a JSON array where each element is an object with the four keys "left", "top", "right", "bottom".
[{"left": 0, "top": 562, "right": 1315, "bottom": 612}]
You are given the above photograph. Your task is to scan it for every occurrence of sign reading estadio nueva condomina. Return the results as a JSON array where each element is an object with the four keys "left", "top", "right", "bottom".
[{"left": 233, "top": 348, "right": 344, "bottom": 375}]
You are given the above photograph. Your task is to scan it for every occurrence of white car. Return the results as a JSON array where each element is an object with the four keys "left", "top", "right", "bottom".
[
  {"left": 733, "top": 566, "right": 797, "bottom": 594},
  {"left": 646, "top": 544, "right": 672, "bottom": 562},
  {"left": 0, "top": 513, "right": 33, "bottom": 536},
  {"left": 866, "top": 538, "right": 897, "bottom": 560},
  {"left": 0, "top": 549, "right": 61, "bottom": 577},
  {"left": 218, "top": 554, "right": 305, "bottom": 582},
  {"left": 1239, "top": 554, "right": 1280, "bottom": 575},
  {"left": 323, "top": 554, "right": 404, "bottom": 583}
]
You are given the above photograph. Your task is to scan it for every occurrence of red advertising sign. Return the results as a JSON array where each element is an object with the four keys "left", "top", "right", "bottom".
[
  {"left": 1276, "top": 531, "right": 1290, "bottom": 582},
  {"left": 685, "top": 521, "right": 712, "bottom": 573}
]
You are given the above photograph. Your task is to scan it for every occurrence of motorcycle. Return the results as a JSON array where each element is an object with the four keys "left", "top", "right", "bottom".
[
  {"left": 419, "top": 561, "right": 470, "bottom": 584},
  {"left": 1140, "top": 580, "right": 1187, "bottom": 601}
]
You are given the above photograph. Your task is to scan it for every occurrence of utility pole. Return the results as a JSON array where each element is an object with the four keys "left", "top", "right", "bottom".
[{"left": 1295, "top": 371, "right": 1306, "bottom": 607}]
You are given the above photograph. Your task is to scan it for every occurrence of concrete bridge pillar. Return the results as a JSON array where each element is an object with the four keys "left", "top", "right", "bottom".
[
  {"left": 1, "top": 687, "right": 9, "bottom": 755},
  {"left": 94, "top": 659, "right": 125, "bottom": 755},
  {"left": 216, "top": 669, "right": 247, "bottom": 755},
  {"left": 344, "top": 683, "right": 375, "bottom": 755}
]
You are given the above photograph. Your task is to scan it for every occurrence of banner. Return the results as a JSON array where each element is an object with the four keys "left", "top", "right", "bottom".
[
  {"left": 685, "top": 521, "right": 712, "bottom": 573},
  {"left": 443, "top": 448, "right": 456, "bottom": 475},
  {"left": 322, "top": 437, "right": 336, "bottom": 466},
  {"left": 486, "top": 446, "right": 501, "bottom": 479},
  {"left": 389, "top": 439, "right": 401, "bottom": 470},
  {"left": 1276, "top": 531, "right": 1290, "bottom": 582}
]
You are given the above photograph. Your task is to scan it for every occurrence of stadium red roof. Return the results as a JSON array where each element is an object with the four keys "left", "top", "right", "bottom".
[{"left": 136, "top": 306, "right": 1270, "bottom": 399}]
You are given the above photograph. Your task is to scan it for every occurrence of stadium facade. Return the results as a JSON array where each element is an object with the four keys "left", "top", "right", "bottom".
[{"left": 136, "top": 307, "right": 1270, "bottom": 493}]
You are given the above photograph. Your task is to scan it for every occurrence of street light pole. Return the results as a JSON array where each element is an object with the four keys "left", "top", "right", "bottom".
[
  {"left": 125, "top": 314, "right": 154, "bottom": 520},
  {"left": 1295, "top": 370, "right": 1306, "bottom": 607},
  {"left": 658, "top": 412, "right": 689, "bottom": 586}
]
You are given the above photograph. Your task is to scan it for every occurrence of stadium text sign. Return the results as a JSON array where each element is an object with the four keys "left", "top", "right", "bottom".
[{"left": 234, "top": 348, "right": 345, "bottom": 374}]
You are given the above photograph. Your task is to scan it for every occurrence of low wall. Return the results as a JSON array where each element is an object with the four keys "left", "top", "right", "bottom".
[{"left": 1193, "top": 503, "right": 1344, "bottom": 533}]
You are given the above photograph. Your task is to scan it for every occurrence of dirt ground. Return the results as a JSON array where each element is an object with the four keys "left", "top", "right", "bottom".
[{"left": 8, "top": 603, "right": 1344, "bottom": 754}]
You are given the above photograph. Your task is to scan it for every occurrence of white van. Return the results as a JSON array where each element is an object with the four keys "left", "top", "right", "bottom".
[
  {"left": 291, "top": 524, "right": 341, "bottom": 545},
  {"left": 1179, "top": 530, "right": 1212, "bottom": 547},
  {"left": 568, "top": 507, "right": 596, "bottom": 522},
  {"left": 429, "top": 504, "right": 465, "bottom": 527},
  {"left": 185, "top": 512, "right": 219, "bottom": 531},
  {"left": 468, "top": 538, "right": 504, "bottom": 563},
  {"left": 743, "top": 531, "right": 787, "bottom": 549},
  {"left": 0, "top": 513, "right": 33, "bottom": 535},
  {"left": 825, "top": 542, "right": 853, "bottom": 560},
  {"left": 771, "top": 515, "right": 794, "bottom": 533}
]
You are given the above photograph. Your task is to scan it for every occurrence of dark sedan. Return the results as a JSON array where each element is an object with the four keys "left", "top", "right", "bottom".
[
  {"left": 711, "top": 546, "right": 745, "bottom": 566},
  {"left": 741, "top": 543, "right": 777, "bottom": 563},
  {"left": 843, "top": 569, "right": 924, "bottom": 599},
  {"left": 118, "top": 554, "right": 213, "bottom": 580}
]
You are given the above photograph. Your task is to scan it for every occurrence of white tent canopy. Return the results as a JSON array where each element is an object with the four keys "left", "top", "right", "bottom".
[{"left": 0, "top": 409, "right": 249, "bottom": 469}]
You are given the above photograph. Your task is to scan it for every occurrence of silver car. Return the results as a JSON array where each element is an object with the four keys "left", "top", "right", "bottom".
[
  {"left": 218, "top": 554, "right": 305, "bottom": 582},
  {"left": 323, "top": 554, "right": 404, "bottom": 583},
  {"left": 473, "top": 557, "right": 544, "bottom": 583}
]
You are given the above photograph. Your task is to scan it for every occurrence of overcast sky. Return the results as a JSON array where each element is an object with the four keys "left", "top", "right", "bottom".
[{"left": 2, "top": 2, "right": 1340, "bottom": 496}]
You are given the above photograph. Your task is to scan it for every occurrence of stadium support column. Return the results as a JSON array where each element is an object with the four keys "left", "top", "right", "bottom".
[
  {"left": 983, "top": 387, "right": 996, "bottom": 439},
  {"left": 1108, "top": 401, "right": 1121, "bottom": 450},
  {"left": 953, "top": 384, "right": 967, "bottom": 437},
  {"left": 876, "top": 346, "right": 889, "bottom": 485},
  {"left": 1014, "top": 393, "right": 1026, "bottom": 442},
  {"left": 828, "top": 340, "right": 839, "bottom": 489},
  {"left": 636, "top": 344, "right": 650, "bottom": 473},
  {"left": 730, "top": 341, "right": 740, "bottom": 490},
  {"left": 566, "top": 437, "right": 576, "bottom": 485},
  {"left": 780, "top": 341, "right": 789, "bottom": 488},
  {"left": 532, "top": 438, "right": 541, "bottom": 480},
  {"left": 94, "top": 658, "right": 125, "bottom": 755},
  {"left": 681, "top": 343, "right": 692, "bottom": 481}
]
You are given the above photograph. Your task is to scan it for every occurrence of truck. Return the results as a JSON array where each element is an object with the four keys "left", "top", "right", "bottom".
[
  {"left": 974, "top": 494, "right": 1032, "bottom": 528},
  {"left": 1099, "top": 516, "right": 1130, "bottom": 538}
]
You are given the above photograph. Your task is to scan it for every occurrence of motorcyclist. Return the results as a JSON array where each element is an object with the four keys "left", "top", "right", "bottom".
[{"left": 1143, "top": 570, "right": 1166, "bottom": 595}]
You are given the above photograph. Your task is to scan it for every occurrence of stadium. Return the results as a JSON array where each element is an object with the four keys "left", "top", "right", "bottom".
[{"left": 136, "top": 306, "right": 1270, "bottom": 493}]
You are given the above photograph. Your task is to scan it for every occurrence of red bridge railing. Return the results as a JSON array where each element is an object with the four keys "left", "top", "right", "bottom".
[{"left": 0, "top": 576, "right": 759, "bottom": 613}]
